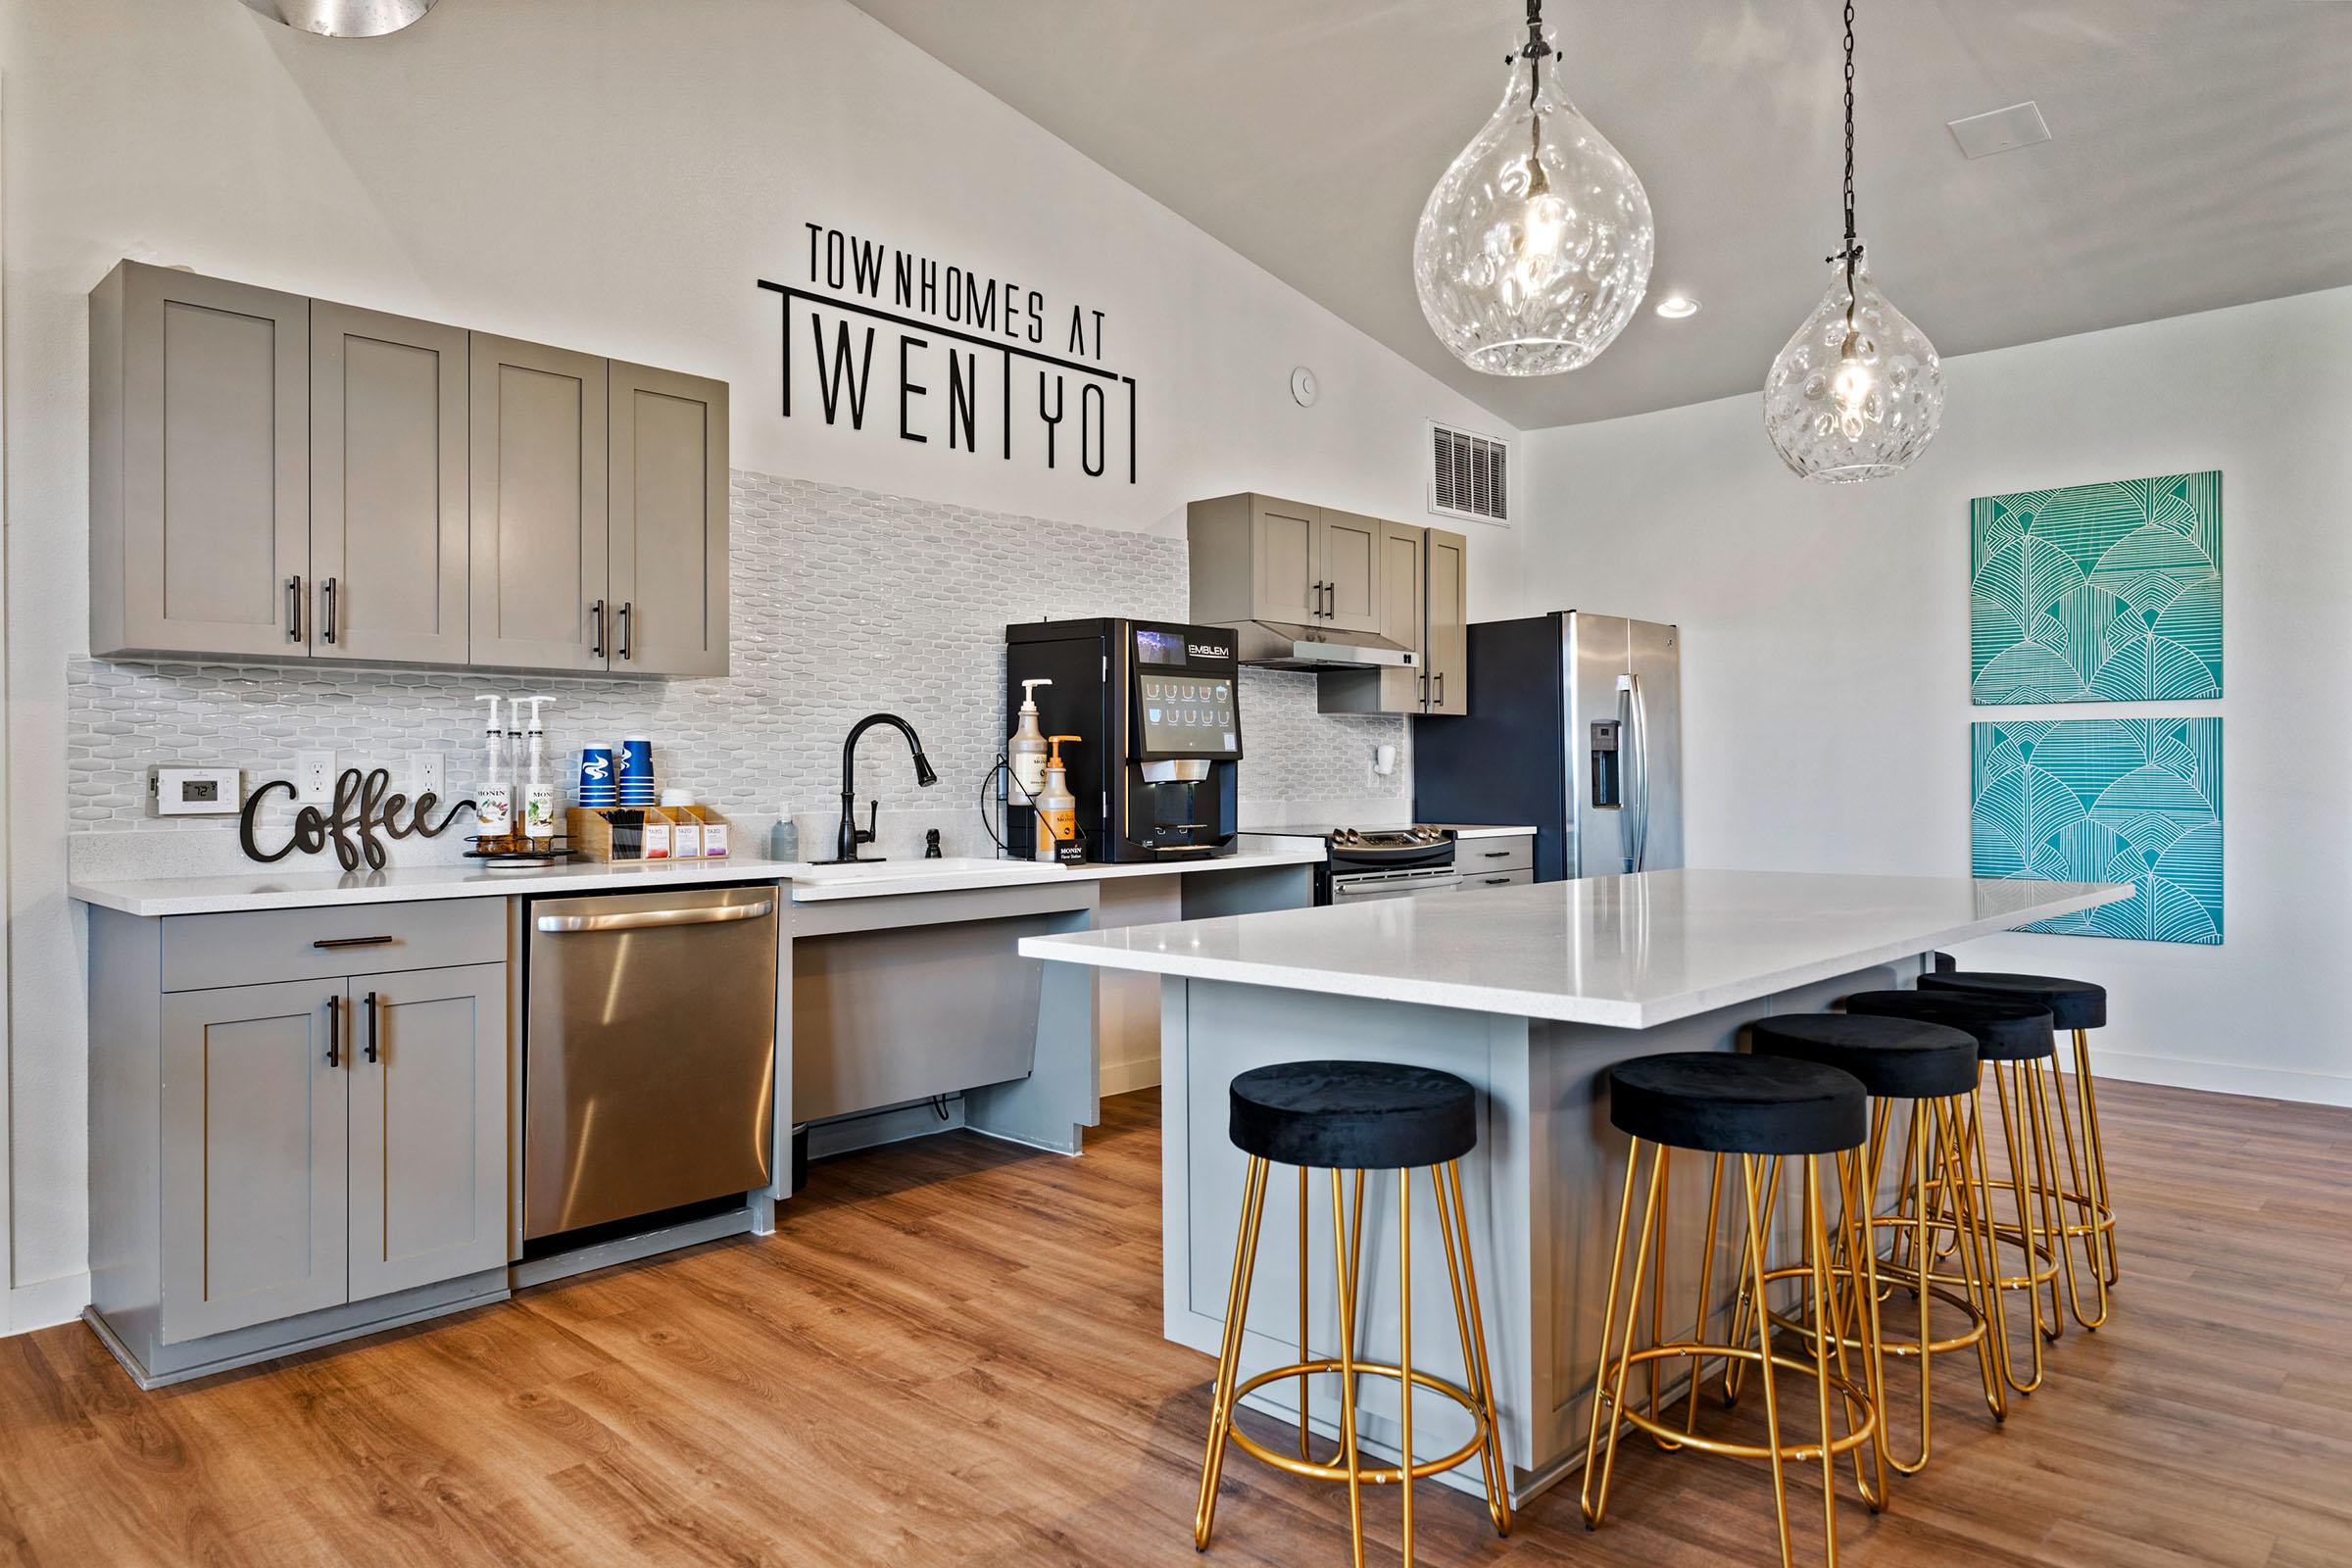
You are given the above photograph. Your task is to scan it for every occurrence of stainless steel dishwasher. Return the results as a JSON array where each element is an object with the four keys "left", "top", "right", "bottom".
[{"left": 523, "top": 883, "right": 779, "bottom": 1241}]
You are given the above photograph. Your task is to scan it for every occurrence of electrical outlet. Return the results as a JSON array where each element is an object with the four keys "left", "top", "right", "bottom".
[
  {"left": 409, "top": 751, "right": 444, "bottom": 799},
  {"left": 295, "top": 751, "right": 336, "bottom": 804}
]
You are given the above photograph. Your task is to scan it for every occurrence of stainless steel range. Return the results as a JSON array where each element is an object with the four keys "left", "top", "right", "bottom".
[{"left": 1316, "top": 824, "right": 1460, "bottom": 904}]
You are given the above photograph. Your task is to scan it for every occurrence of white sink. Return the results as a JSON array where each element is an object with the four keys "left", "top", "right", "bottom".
[{"left": 786, "top": 857, "right": 1069, "bottom": 901}]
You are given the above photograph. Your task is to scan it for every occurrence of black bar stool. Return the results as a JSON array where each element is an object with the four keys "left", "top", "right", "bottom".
[
  {"left": 1746, "top": 1014, "right": 2005, "bottom": 1474},
  {"left": 1196, "top": 1061, "right": 1510, "bottom": 1568},
  {"left": 1843, "top": 989, "right": 2063, "bottom": 1394},
  {"left": 1581, "top": 1052, "right": 1885, "bottom": 1568},
  {"left": 1921, "top": 968, "right": 2117, "bottom": 1328}
]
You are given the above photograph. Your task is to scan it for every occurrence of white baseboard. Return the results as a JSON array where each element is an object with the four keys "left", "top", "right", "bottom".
[
  {"left": 7, "top": 1272, "right": 91, "bottom": 1337},
  {"left": 1101, "top": 1055, "right": 1160, "bottom": 1098},
  {"left": 2088, "top": 1045, "right": 2352, "bottom": 1108}
]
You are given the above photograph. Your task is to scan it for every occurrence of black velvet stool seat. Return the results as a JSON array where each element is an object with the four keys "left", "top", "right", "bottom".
[
  {"left": 1581, "top": 1051, "right": 1886, "bottom": 1566},
  {"left": 1197, "top": 1060, "right": 1510, "bottom": 1567},
  {"left": 1748, "top": 1014, "right": 2005, "bottom": 1473},
  {"left": 1843, "top": 988, "right": 2068, "bottom": 1392},
  {"left": 1921, "top": 968, "right": 2120, "bottom": 1326}
]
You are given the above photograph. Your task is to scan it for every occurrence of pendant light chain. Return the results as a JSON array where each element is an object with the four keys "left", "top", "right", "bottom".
[{"left": 1840, "top": 0, "right": 1860, "bottom": 331}]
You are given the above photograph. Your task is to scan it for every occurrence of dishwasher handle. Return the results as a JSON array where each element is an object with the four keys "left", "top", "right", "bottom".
[{"left": 535, "top": 899, "right": 774, "bottom": 934}]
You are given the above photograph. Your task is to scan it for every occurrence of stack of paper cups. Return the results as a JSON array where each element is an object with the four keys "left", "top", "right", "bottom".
[
  {"left": 617, "top": 736, "right": 657, "bottom": 806},
  {"left": 578, "top": 744, "right": 617, "bottom": 808}
]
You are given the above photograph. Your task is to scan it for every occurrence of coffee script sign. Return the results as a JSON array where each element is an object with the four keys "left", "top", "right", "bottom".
[
  {"left": 240, "top": 766, "right": 475, "bottom": 872},
  {"left": 760, "top": 223, "right": 1137, "bottom": 484}
]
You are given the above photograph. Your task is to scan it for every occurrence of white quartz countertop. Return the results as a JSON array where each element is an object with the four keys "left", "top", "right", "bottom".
[
  {"left": 1018, "top": 868, "right": 2133, "bottom": 1029},
  {"left": 69, "top": 845, "right": 1324, "bottom": 917}
]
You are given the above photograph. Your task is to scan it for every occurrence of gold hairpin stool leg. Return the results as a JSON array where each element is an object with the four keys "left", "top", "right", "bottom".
[
  {"left": 2033, "top": 1029, "right": 2118, "bottom": 1328},
  {"left": 1950, "top": 1060, "right": 2065, "bottom": 1395},
  {"left": 1194, "top": 1158, "right": 1510, "bottom": 1566},
  {"left": 1770, "top": 1092, "right": 2003, "bottom": 1474},
  {"left": 1581, "top": 1139, "right": 1884, "bottom": 1568}
]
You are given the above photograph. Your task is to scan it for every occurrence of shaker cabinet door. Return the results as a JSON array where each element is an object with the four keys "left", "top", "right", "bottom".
[
  {"left": 609, "top": 362, "right": 730, "bottom": 676},
  {"left": 1249, "top": 495, "right": 1323, "bottom": 625},
  {"left": 468, "top": 334, "right": 610, "bottom": 671},
  {"left": 348, "top": 964, "right": 509, "bottom": 1302},
  {"left": 311, "top": 303, "right": 470, "bottom": 665},
  {"left": 1425, "top": 527, "right": 1470, "bottom": 714},
  {"left": 159, "top": 981, "right": 350, "bottom": 1344},
  {"left": 105, "top": 264, "right": 311, "bottom": 660},
  {"left": 1317, "top": 510, "right": 1385, "bottom": 635}
]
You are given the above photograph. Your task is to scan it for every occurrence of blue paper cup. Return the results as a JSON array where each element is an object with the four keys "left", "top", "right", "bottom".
[
  {"left": 617, "top": 736, "right": 654, "bottom": 794},
  {"left": 579, "top": 744, "right": 616, "bottom": 798}
]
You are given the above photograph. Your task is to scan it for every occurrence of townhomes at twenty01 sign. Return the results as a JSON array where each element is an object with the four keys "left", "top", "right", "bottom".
[{"left": 760, "top": 223, "right": 1137, "bottom": 483}]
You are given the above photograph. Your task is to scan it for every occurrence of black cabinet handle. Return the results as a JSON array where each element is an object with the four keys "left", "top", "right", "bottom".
[
  {"left": 320, "top": 577, "right": 338, "bottom": 645},
  {"left": 1481, "top": 849, "right": 1510, "bottom": 858},
  {"left": 312, "top": 935, "right": 394, "bottom": 950},
  {"left": 1483, "top": 875, "right": 1512, "bottom": 885},
  {"left": 1435, "top": 671, "right": 1446, "bottom": 707},
  {"left": 325, "top": 993, "right": 341, "bottom": 1067},
  {"left": 364, "top": 992, "right": 379, "bottom": 1063},
  {"left": 618, "top": 600, "right": 633, "bottom": 662},
  {"left": 591, "top": 599, "right": 607, "bottom": 659},
  {"left": 287, "top": 576, "right": 304, "bottom": 643}
]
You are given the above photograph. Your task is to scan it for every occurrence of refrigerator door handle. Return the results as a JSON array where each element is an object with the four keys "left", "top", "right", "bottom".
[{"left": 1617, "top": 672, "right": 1649, "bottom": 872}]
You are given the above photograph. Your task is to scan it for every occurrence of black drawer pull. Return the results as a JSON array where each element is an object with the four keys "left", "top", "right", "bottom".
[
  {"left": 1481, "top": 849, "right": 1511, "bottom": 858},
  {"left": 312, "top": 935, "right": 395, "bottom": 950},
  {"left": 1484, "top": 876, "right": 1512, "bottom": 885}
]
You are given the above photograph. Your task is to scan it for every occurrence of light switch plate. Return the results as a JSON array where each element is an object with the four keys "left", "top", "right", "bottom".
[
  {"left": 295, "top": 751, "right": 336, "bottom": 804},
  {"left": 148, "top": 765, "right": 242, "bottom": 817},
  {"left": 409, "top": 751, "right": 444, "bottom": 798}
]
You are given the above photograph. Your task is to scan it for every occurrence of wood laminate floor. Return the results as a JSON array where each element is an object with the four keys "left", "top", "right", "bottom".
[{"left": 1, "top": 1078, "right": 2347, "bottom": 1566}]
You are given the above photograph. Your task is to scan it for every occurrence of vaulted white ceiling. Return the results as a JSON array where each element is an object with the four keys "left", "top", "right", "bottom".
[{"left": 847, "top": 0, "right": 2352, "bottom": 431}]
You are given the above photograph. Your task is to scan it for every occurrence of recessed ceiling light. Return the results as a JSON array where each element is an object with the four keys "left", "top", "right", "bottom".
[{"left": 1654, "top": 295, "right": 1700, "bottom": 319}]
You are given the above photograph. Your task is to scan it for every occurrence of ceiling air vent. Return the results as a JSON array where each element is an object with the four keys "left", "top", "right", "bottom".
[{"left": 1428, "top": 421, "right": 1510, "bottom": 526}]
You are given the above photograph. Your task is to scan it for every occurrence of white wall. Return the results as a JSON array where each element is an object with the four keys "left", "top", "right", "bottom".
[
  {"left": 1519, "top": 286, "right": 2352, "bottom": 1106},
  {"left": 0, "top": 0, "right": 1518, "bottom": 1324}
]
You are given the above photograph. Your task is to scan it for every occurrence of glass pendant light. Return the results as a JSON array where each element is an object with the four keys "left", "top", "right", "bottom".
[
  {"left": 1762, "top": 0, "right": 1944, "bottom": 481},
  {"left": 1413, "top": 0, "right": 1653, "bottom": 377}
]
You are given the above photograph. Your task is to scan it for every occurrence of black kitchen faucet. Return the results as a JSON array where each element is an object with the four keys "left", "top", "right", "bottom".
[{"left": 823, "top": 712, "right": 938, "bottom": 863}]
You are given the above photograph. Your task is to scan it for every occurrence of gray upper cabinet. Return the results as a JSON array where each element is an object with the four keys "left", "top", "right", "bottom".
[
  {"left": 609, "top": 362, "right": 730, "bottom": 677},
  {"left": 159, "top": 979, "right": 349, "bottom": 1343},
  {"left": 348, "top": 964, "right": 507, "bottom": 1302},
  {"left": 468, "top": 334, "right": 611, "bottom": 673},
  {"left": 89, "top": 262, "right": 728, "bottom": 676},
  {"left": 1189, "top": 492, "right": 1388, "bottom": 634},
  {"left": 1316, "top": 510, "right": 1385, "bottom": 636},
  {"left": 311, "top": 303, "right": 470, "bottom": 665},
  {"left": 91, "top": 262, "right": 311, "bottom": 660},
  {"left": 1425, "top": 526, "right": 1469, "bottom": 715}
]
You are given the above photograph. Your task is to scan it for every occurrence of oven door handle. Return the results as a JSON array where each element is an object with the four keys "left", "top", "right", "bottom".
[
  {"left": 1333, "top": 873, "right": 1461, "bottom": 898},
  {"left": 535, "top": 900, "right": 773, "bottom": 934}
]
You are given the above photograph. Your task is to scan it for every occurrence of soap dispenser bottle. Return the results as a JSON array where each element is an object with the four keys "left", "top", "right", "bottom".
[
  {"left": 518, "top": 694, "right": 558, "bottom": 840},
  {"left": 473, "top": 694, "right": 513, "bottom": 841}
]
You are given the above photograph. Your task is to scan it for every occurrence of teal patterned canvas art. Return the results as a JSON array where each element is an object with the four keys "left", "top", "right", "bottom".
[
  {"left": 1970, "top": 470, "right": 2222, "bottom": 704},
  {"left": 1971, "top": 717, "right": 2223, "bottom": 945}
]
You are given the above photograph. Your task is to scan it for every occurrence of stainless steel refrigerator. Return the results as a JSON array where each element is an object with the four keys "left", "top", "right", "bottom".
[{"left": 1413, "top": 612, "right": 1683, "bottom": 881}]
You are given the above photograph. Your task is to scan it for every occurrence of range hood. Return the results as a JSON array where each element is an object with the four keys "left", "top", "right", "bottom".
[{"left": 1215, "top": 619, "right": 1418, "bottom": 670}]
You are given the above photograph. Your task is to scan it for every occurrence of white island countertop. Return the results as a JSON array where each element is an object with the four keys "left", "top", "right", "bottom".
[
  {"left": 1019, "top": 868, "right": 2133, "bottom": 1029},
  {"left": 69, "top": 845, "right": 1324, "bottom": 917}
]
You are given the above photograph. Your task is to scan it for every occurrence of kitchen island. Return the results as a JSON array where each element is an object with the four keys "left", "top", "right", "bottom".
[{"left": 1019, "top": 867, "right": 2132, "bottom": 1499}]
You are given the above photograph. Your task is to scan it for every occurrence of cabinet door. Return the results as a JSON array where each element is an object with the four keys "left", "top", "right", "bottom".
[
  {"left": 1249, "top": 495, "right": 1322, "bottom": 624},
  {"left": 348, "top": 964, "right": 508, "bottom": 1302},
  {"left": 1425, "top": 527, "right": 1470, "bottom": 714},
  {"left": 468, "top": 334, "right": 609, "bottom": 671},
  {"left": 117, "top": 265, "right": 310, "bottom": 658},
  {"left": 1379, "top": 520, "right": 1429, "bottom": 712},
  {"left": 609, "top": 362, "right": 729, "bottom": 676},
  {"left": 311, "top": 303, "right": 470, "bottom": 665},
  {"left": 159, "top": 980, "right": 349, "bottom": 1343},
  {"left": 1318, "top": 510, "right": 1385, "bottom": 634}
]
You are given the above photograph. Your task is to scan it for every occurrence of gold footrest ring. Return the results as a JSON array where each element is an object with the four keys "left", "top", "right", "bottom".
[
  {"left": 1226, "top": 1359, "right": 1489, "bottom": 1485},
  {"left": 1599, "top": 1342, "right": 1879, "bottom": 1464},
  {"left": 1752, "top": 1259, "right": 1993, "bottom": 1359}
]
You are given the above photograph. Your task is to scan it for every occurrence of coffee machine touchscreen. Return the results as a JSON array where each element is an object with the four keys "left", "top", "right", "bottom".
[{"left": 1138, "top": 674, "right": 1238, "bottom": 755}]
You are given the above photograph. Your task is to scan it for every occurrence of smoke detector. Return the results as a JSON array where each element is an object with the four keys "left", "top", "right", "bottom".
[{"left": 237, "top": 0, "right": 438, "bottom": 37}]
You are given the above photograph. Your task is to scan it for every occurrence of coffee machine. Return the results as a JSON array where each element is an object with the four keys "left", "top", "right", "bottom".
[{"left": 1004, "top": 618, "right": 1243, "bottom": 862}]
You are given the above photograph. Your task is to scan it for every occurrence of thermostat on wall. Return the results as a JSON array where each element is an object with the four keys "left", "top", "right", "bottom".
[{"left": 149, "top": 765, "right": 243, "bottom": 818}]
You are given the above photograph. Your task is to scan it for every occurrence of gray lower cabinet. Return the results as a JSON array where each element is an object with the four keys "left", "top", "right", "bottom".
[{"left": 89, "top": 903, "right": 511, "bottom": 1388}]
